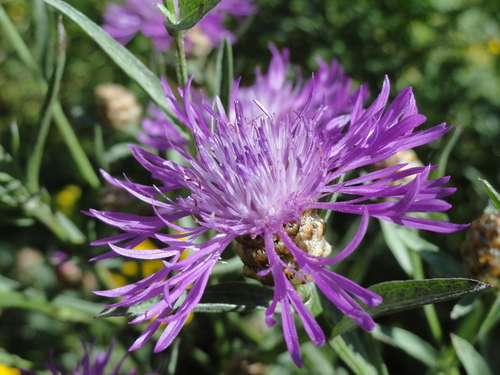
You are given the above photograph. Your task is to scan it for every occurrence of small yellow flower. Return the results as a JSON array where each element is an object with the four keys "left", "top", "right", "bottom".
[
  {"left": 488, "top": 38, "right": 500, "bottom": 55},
  {"left": 54, "top": 184, "right": 82, "bottom": 216},
  {"left": 0, "top": 363, "right": 21, "bottom": 375}
]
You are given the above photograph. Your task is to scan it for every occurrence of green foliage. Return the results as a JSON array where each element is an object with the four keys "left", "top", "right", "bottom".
[
  {"left": 451, "top": 333, "right": 494, "bottom": 375},
  {"left": 479, "top": 178, "right": 500, "bottom": 211},
  {"left": 158, "top": 0, "right": 224, "bottom": 30},
  {"left": 328, "top": 278, "right": 490, "bottom": 338},
  {"left": 1, "top": 0, "right": 500, "bottom": 374}
]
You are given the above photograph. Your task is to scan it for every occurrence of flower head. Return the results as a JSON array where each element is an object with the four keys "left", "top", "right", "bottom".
[
  {"left": 102, "top": 0, "right": 257, "bottom": 53},
  {"left": 89, "top": 75, "right": 466, "bottom": 367}
]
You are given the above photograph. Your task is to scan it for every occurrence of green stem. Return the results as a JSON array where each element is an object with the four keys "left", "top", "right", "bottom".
[
  {"left": 410, "top": 250, "right": 443, "bottom": 345},
  {"left": 172, "top": 28, "right": 188, "bottom": 87},
  {"left": 26, "top": 17, "right": 66, "bottom": 192},
  {"left": 0, "top": 3, "right": 100, "bottom": 188}
]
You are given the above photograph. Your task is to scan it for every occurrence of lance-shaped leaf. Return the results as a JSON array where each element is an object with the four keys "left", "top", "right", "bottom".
[
  {"left": 43, "top": 0, "right": 187, "bottom": 137},
  {"left": 192, "top": 282, "right": 274, "bottom": 312},
  {"left": 371, "top": 325, "right": 440, "bottom": 367},
  {"left": 451, "top": 333, "right": 493, "bottom": 375},
  {"left": 325, "top": 278, "right": 490, "bottom": 338},
  {"left": 96, "top": 282, "right": 274, "bottom": 318},
  {"left": 96, "top": 295, "right": 163, "bottom": 318},
  {"left": 479, "top": 178, "right": 500, "bottom": 211}
]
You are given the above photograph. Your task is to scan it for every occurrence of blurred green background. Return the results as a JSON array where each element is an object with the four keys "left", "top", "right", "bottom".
[{"left": 1, "top": 0, "right": 500, "bottom": 374}]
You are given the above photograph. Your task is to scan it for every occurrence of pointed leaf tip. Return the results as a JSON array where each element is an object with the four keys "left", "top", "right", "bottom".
[{"left": 328, "top": 278, "right": 491, "bottom": 338}]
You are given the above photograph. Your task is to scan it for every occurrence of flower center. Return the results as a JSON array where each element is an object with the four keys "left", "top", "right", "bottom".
[{"left": 234, "top": 210, "right": 332, "bottom": 286}]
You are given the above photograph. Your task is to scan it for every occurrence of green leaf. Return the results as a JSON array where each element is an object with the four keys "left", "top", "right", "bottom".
[
  {"left": 380, "top": 220, "right": 414, "bottom": 276},
  {"left": 54, "top": 211, "right": 85, "bottom": 244},
  {"left": 193, "top": 282, "right": 274, "bottom": 312},
  {"left": 372, "top": 325, "right": 439, "bottom": 367},
  {"left": 330, "top": 278, "right": 491, "bottom": 338},
  {"left": 166, "top": 0, "right": 224, "bottom": 30},
  {"left": 214, "top": 37, "right": 234, "bottom": 110},
  {"left": 330, "top": 336, "right": 380, "bottom": 375},
  {"left": 97, "top": 282, "right": 275, "bottom": 318},
  {"left": 380, "top": 220, "right": 463, "bottom": 277},
  {"left": 418, "top": 250, "right": 464, "bottom": 278},
  {"left": 479, "top": 178, "right": 500, "bottom": 211},
  {"left": 43, "top": 0, "right": 185, "bottom": 136},
  {"left": 450, "top": 293, "right": 481, "bottom": 320},
  {"left": 1, "top": 2, "right": 100, "bottom": 188},
  {"left": 479, "top": 294, "right": 500, "bottom": 335},
  {"left": 451, "top": 333, "right": 493, "bottom": 375},
  {"left": 26, "top": 16, "right": 66, "bottom": 193},
  {"left": 96, "top": 295, "right": 162, "bottom": 318}
]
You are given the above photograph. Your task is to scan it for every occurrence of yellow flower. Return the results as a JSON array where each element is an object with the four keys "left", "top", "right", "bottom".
[
  {"left": 488, "top": 38, "right": 500, "bottom": 55},
  {"left": 0, "top": 363, "right": 21, "bottom": 375},
  {"left": 54, "top": 184, "right": 82, "bottom": 216}
]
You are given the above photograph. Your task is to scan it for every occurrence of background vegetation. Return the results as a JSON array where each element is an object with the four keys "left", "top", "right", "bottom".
[{"left": 1, "top": 0, "right": 499, "bottom": 374}]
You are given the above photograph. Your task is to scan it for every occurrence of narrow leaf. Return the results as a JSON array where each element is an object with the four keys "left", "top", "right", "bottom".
[
  {"left": 330, "top": 278, "right": 490, "bottom": 338},
  {"left": 418, "top": 249, "right": 464, "bottom": 278},
  {"left": 330, "top": 336, "right": 379, "bottom": 375},
  {"left": 1, "top": 2, "right": 100, "bottom": 188},
  {"left": 26, "top": 16, "right": 66, "bottom": 193},
  {"left": 96, "top": 282, "right": 274, "bottom": 318},
  {"left": 54, "top": 211, "right": 85, "bottom": 244},
  {"left": 479, "top": 294, "right": 500, "bottom": 335},
  {"left": 372, "top": 324, "right": 439, "bottom": 367},
  {"left": 96, "top": 295, "right": 162, "bottom": 318},
  {"left": 479, "top": 178, "right": 500, "bottom": 211},
  {"left": 380, "top": 220, "right": 414, "bottom": 276},
  {"left": 451, "top": 333, "right": 493, "bottom": 375},
  {"left": 193, "top": 282, "right": 274, "bottom": 312},
  {"left": 43, "top": 0, "right": 186, "bottom": 136},
  {"left": 381, "top": 220, "right": 462, "bottom": 277}
]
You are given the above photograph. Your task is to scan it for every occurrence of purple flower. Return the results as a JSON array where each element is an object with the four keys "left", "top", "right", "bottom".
[
  {"left": 46, "top": 340, "right": 153, "bottom": 375},
  {"left": 88, "top": 76, "right": 466, "bottom": 367},
  {"left": 139, "top": 45, "right": 367, "bottom": 152},
  {"left": 102, "top": 0, "right": 257, "bottom": 53},
  {"left": 138, "top": 105, "right": 188, "bottom": 151},
  {"left": 230, "top": 45, "right": 368, "bottom": 133}
]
